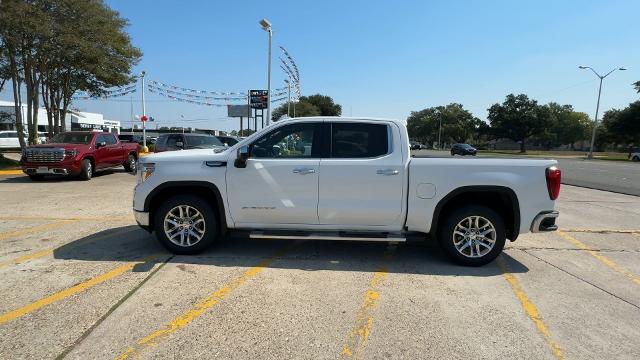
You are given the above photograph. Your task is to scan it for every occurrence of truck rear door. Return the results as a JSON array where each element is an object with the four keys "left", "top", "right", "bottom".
[{"left": 318, "top": 121, "right": 405, "bottom": 226}]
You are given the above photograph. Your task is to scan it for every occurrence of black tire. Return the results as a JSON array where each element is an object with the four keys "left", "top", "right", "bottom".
[
  {"left": 154, "top": 194, "right": 217, "bottom": 254},
  {"left": 79, "top": 159, "right": 92, "bottom": 180},
  {"left": 450, "top": 150, "right": 455, "bottom": 156},
  {"left": 633, "top": 156, "right": 640, "bottom": 162},
  {"left": 28, "top": 174, "right": 45, "bottom": 181},
  {"left": 438, "top": 205, "right": 506, "bottom": 266},
  {"left": 124, "top": 154, "right": 137, "bottom": 172}
]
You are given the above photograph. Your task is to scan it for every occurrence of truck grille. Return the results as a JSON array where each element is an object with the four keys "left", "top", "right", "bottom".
[{"left": 25, "top": 148, "right": 64, "bottom": 163}]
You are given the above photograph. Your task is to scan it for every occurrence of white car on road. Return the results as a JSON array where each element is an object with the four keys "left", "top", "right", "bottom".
[
  {"left": 133, "top": 117, "right": 561, "bottom": 266},
  {"left": 0, "top": 131, "right": 48, "bottom": 148}
]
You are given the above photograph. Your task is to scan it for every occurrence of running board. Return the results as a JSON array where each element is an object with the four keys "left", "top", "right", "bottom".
[{"left": 249, "top": 231, "right": 406, "bottom": 242}]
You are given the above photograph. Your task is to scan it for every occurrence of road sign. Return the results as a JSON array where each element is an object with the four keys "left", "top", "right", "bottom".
[
  {"left": 249, "top": 90, "right": 268, "bottom": 109},
  {"left": 227, "top": 105, "right": 250, "bottom": 118}
]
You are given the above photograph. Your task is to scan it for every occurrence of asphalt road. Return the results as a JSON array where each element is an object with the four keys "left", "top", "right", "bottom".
[
  {"left": 0, "top": 171, "right": 639, "bottom": 359},
  {"left": 414, "top": 150, "right": 640, "bottom": 196}
]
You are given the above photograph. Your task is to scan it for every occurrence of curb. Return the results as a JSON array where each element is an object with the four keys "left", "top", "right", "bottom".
[{"left": 0, "top": 170, "right": 23, "bottom": 175}]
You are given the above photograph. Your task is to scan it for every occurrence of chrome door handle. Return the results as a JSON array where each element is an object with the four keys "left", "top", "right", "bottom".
[
  {"left": 293, "top": 168, "right": 316, "bottom": 175},
  {"left": 376, "top": 169, "right": 399, "bottom": 176}
]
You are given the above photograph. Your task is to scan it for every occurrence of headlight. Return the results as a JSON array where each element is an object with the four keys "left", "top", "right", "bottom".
[
  {"left": 138, "top": 162, "right": 155, "bottom": 183},
  {"left": 64, "top": 149, "right": 79, "bottom": 158}
]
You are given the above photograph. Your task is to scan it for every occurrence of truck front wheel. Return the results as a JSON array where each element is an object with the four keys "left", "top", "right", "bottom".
[
  {"left": 79, "top": 159, "right": 92, "bottom": 180},
  {"left": 154, "top": 195, "right": 217, "bottom": 254},
  {"left": 438, "top": 205, "right": 506, "bottom": 266}
]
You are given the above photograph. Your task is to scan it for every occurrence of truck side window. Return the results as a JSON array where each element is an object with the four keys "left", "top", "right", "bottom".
[
  {"left": 104, "top": 134, "right": 117, "bottom": 145},
  {"left": 331, "top": 123, "right": 389, "bottom": 158},
  {"left": 252, "top": 123, "right": 318, "bottom": 158}
]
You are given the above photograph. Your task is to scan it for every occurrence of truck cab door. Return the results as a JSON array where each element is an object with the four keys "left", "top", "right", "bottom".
[
  {"left": 318, "top": 121, "right": 405, "bottom": 226},
  {"left": 103, "top": 134, "right": 121, "bottom": 166},
  {"left": 226, "top": 122, "right": 322, "bottom": 226}
]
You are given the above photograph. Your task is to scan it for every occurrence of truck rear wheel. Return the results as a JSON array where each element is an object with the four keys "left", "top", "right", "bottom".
[
  {"left": 124, "top": 154, "right": 136, "bottom": 172},
  {"left": 154, "top": 194, "right": 217, "bottom": 254},
  {"left": 438, "top": 205, "right": 506, "bottom": 266}
]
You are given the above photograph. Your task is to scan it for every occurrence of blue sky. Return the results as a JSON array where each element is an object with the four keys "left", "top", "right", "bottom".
[{"left": 3, "top": 0, "right": 639, "bottom": 132}]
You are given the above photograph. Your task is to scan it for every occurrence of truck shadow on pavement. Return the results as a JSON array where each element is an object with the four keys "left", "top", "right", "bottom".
[{"left": 52, "top": 226, "right": 528, "bottom": 277}]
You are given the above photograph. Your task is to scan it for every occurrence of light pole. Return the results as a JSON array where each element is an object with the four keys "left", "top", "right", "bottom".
[
  {"left": 438, "top": 117, "right": 442, "bottom": 149},
  {"left": 579, "top": 65, "right": 627, "bottom": 159},
  {"left": 260, "top": 19, "right": 272, "bottom": 125},
  {"left": 284, "top": 79, "right": 291, "bottom": 117},
  {"left": 140, "top": 71, "right": 147, "bottom": 149}
]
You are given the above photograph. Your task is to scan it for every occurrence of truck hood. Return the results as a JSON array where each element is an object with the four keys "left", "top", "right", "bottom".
[
  {"left": 27, "top": 143, "right": 92, "bottom": 150},
  {"left": 142, "top": 148, "right": 230, "bottom": 163}
]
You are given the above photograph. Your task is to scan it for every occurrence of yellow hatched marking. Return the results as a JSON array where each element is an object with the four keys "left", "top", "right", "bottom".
[
  {"left": 558, "top": 231, "right": 640, "bottom": 286},
  {"left": 114, "top": 245, "right": 293, "bottom": 360},
  {"left": 497, "top": 256, "right": 564, "bottom": 360},
  {"left": 340, "top": 247, "right": 395, "bottom": 359},
  {"left": 0, "top": 252, "right": 165, "bottom": 325},
  {"left": 0, "top": 220, "right": 79, "bottom": 241},
  {"left": 0, "top": 227, "right": 136, "bottom": 269}
]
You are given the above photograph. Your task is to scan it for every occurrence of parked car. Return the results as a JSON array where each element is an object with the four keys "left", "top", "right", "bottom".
[
  {"left": 410, "top": 142, "right": 426, "bottom": 150},
  {"left": 451, "top": 143, "right": 477, "bottom": 156},
  {"left": 0, "top": 131, "right": 26, "bottom": 149},
  {"left": 154, "top": 133, "right": 226, "bottom": 153},
  {"left": 22, "top": 131, "right": 139, "bottom": 181},
  {"left": 631, "top": 152, "right": 640, "bottom": 162},
  {"left": 133, "top": 117, "right": 561, "bottom": 266},
  {"left": 118, "top": 134, "right": 144, "bottom": 144},
  {"left": 215, "top": 135, "right": 240, "bottom": 147}
]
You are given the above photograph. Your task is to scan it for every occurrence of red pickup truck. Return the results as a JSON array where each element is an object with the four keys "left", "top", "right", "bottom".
[{"left": 22, "top": 131, "right": 139, "bottom": 181}]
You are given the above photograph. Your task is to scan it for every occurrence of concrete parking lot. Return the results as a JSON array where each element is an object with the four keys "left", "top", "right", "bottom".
[{"left": 0, "top": 170, "right": 639, "bottom": 359}]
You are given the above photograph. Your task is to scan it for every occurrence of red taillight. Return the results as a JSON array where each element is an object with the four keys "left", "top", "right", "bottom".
[{"left": 546, "top": 166, "right": 561, "bottom": 200}]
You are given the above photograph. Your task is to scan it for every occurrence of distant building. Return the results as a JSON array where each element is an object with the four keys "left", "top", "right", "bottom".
[{"left": 0, "top": 100, "right": 120, "bottom": 134}]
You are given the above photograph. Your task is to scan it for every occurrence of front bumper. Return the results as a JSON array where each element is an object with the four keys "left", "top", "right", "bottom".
[
  {"left": 530, "top": 211, "right": 559, "bottom": 232},
  {"left": 22, "top": 159, "right": 83, "bottom": 176},
  {"left": 134, "top": 209, "right": 150, "bottom": 226}
]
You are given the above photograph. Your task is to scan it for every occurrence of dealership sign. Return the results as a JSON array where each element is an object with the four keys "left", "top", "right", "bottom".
[{"left": 249, "top": 90, "right": 268, "bottom": 109}]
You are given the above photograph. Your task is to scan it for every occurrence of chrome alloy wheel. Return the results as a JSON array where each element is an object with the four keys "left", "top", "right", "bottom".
[
  {"left": 163, "top": 205, "right": 206, "bottom": 247},
  {"left": 452, "top": 215, "right": 496, "bottom": 258}
]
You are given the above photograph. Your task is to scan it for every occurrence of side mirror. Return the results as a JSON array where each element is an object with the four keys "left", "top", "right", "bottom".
[
  {"left": 234, "top": 145, "right": 250, "bottom": 168},
  {"left": 97, "top": 141, "right": 106, "bottom": 148},
  {"left": 175, "top": 141, "right": 184, "bottom": 149}
]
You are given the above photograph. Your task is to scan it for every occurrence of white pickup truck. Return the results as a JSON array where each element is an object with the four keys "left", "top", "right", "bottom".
[{"left": 133, "top": 117, "right": 561, "bottom": 266}]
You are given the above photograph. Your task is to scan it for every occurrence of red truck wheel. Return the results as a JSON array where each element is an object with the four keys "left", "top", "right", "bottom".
[{"left": 79, "top": 159, "right": 92, "bottom": 180}]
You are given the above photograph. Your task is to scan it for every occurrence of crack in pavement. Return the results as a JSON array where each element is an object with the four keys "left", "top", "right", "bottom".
[{"left": 517, "top": 249, "right": 640, "bottom": 311}]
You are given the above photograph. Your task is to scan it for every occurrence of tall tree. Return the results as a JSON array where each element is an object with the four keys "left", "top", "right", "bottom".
[
  {"left": 487, "top": 94, "right": 550, "bottom": 152},
  {"left": 271, "top": 94, "right": 340, "bottom": 121},
  {"left": 407, "top": 103, "right": 482, "bottom": 146},
  {"left": 542, "top": 103, "right": 591, "bottom": 148},
  {"left": 39, "top": 0, "right": 141, "bottom": 135},
  {"left": 634, "top": 81, "right": 640, "bottom": 94},
  {"left": 602, "top": 101, "right": 640, "bottom": 145}
]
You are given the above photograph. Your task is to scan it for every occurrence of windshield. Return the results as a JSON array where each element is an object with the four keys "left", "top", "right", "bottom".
[
  {"left": 50, "top": 133, "right": 93, "bottom": 144},
  {"left": 185, "top": 135, "right": 223, "bottom": 148}
]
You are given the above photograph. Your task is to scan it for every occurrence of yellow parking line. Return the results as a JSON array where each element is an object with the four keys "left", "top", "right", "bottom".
[
  {"left": 0, "top": 169, "right": 23, "bottom": 175},
  {"left": 0, "top": 220, "right": 79, "bottom": 241},
  {"left": 497, "top": 256, "right": 564, "bottom": 360},
  {"left": 0, "top": 227, "right": 136, "bottom": 270},
  {"left": 114, "top": 244, "right": 294, "bottom": 360},
  {"left": 557, "top": 230, "right": 640, "bottom": 286},
  {"left": 0, "top": 252, "right": 166, "bottom": 325},
  {"left": 340, "top": 247, "right": 395, "bottom": 359}
]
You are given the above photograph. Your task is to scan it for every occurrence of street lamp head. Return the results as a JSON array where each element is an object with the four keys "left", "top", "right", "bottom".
[
  {"left": 259, "top": 18, "right": 272, "bottom": 31},
  {"left": 578, "top": 65, "right": 588, "bottom": 69},
  {"left": 140, "top": 70, "right": 146, "bottom": 77},
  {"left": 619, "top": 67, "right": 627, "bottom": 71}
]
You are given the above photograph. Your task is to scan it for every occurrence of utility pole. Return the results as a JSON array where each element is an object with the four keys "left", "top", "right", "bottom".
[
  {"left": 438, "top": 117, "right": 442, "bottom": 150},
  {"left": 285, "top": 79, "right": 291, "bottom": 117},
  {"left": 260, "top": 19, "right": 272, "bottom": 126},
  {"left": 140, "top": 71, "right": 147, "bottom": 149},
  {"left": 579, "top": 65, "right": 627, "bottom": 159}
]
